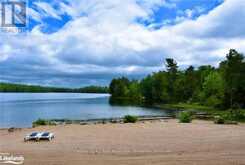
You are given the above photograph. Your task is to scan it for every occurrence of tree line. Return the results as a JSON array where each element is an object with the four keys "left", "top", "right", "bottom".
[
  {"left": 0, "top": 83, "right": 109, "bottom": 93},
  {"left": 109, "top": 49, "right": 245, "bottom": 109}
]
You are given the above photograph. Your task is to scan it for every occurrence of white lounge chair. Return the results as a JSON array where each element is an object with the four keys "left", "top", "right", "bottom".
[
  {"left": 39, "top": 132, "right": 55, "bottom": 141},
  {"left": 24, "top": 132, "right": 41, "bottom": 141}
]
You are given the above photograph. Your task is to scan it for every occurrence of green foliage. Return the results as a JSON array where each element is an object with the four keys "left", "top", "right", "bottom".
[
  {"left": 214, "top": 116, "right": 225, "bottom": 124},
  {"left": 109, "top": 77, "right": 130, "bottom": 97},
  {"left": 123, "top": 115, "right": 138, "bottom": 123},
  {"left": 165, "top": 58, "right": 178, "bottom": 74},
  {"left": 182, "top": 66, "right": 198, "bottom": 101},
  {"left": 140, "top": 72, "right": 169, "bottom": 104},
  {"left": 109, "top": 97, "right": 140, "bottom": 106},
  {"left": 223, "top": 110, "right": 245, "bottom": 121},
  {"left": 109, "top": 78, "right": 143, "bottom": 103},
  {"left": 197, "top": 71, "right": 224, "bottom": 107},
  {"left": 214, "top": 110, "right": 245, "bottom": 124},
  {"left": 0, "top": 83, "right": 108, "bottom": 93},
  {"left": 75, "top": 86, "right": 109, "bottom": 93},
  {"left": 205, "top": 96, "right": 222, "bottom": 107},
  {"left": 32, "top": 119, "right": 56, "bottom": 127},
  {"left": 220, "top": 49, "right": 245, "bottom": 109},
  {"left": 231, "top": 110, "right": 245, "bottom": 121},
  {"left": 109, "top": 49, "right": 245, "bottom": 110},
  {"left": 140, "top": 75, "right": 154, "bottom": 103},
  {"left": 178, "top": 111, "right": 192, "bottom": 123},
  {"left": 203, "top": 72, "right": 224, "bottom": 96},
  {"left": 128, "top": 81, "right": 142, "bottom": 100},
  {"left": 0, "top": 83, "right": 70, "bottom": 93},
  {"left": 202, "top": 71, "right": 224, "bottom": 108},
  {"left": 32, "top": 119, "right": 48, "bottom": 127},
  {"left": 165, "top": 58, "right": 178, "bottom": 102},
  {"left": 34, "top": 119, "right": 47, "bottom": 125}
]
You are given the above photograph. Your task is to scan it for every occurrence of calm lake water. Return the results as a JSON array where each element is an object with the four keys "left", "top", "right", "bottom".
[{"left": 0, "top": 93, "right": 174, "bottom": 128}]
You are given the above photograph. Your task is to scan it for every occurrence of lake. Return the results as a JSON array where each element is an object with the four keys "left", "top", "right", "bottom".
[{"left": 0, "top": 93, "right": 175, "bottom": 128}]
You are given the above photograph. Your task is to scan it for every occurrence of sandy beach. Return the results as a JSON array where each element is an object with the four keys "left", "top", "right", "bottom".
[{"left": 0, "top": 119, "right": 245, "bottom": 165}]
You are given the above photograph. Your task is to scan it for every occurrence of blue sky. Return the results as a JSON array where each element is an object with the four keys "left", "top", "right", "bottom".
[
  {"left": 0, "top": 0, "right": 245, "bottom": 87},
  {"left": 27, "top": 0, "right": 224, "bottom": 33}
]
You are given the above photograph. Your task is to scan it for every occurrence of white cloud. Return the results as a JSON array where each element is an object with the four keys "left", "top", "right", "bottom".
[
  {"left": 27, "top": 7, "right": 42, "bottom": 22},
  {"left": 172, "top": 0, "right": 245, "bottom": 38},
  {"left": 34, "top": 2, "right": 62, "bottom": 20},
  {"left": 1, "top": 0, "right": 245, "bottom": 86}
]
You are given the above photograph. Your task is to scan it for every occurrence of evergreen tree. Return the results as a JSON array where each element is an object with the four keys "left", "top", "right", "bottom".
[
  {"left": 165, "top": 58, "right": 178, "bottom": 102},
  {"left": 220, "top": 49, "right": 245, "bottom": 108}
]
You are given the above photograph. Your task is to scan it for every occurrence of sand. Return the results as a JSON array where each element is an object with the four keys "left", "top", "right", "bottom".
[{"left": 0, "top": 120, "right": 245, "bottom": 165}]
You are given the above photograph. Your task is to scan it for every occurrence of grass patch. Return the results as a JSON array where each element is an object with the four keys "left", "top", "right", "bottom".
[
  {"left": 158, "top": 103, "right": 245, "bottom": 123},
  {"left": 159, "top": 103, "right": 214, "bottom": 112},
  {"left": 123, "top": 115, "right": 138, "bottom": 123}
]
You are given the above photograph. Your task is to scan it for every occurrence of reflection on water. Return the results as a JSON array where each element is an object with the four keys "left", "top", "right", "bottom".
[{"left": 0, "top": 93, "right": 175, "bottom": 128}]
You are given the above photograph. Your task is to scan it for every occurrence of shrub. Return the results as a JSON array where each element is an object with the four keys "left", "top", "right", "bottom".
[
  {"left": 220, "top": 110, "right": 245, "bottom": 122},
  {"left": 123, "top": 115, "right": 138, "bottom": 123},
  {"left": 178, "top": 111, "right": 192, "bottom": 123},
  {"left": 33, "top": 119, "right": 47, "bottom": 125},
  {"left": 32, "top": 119, "right": 55, "bottom": 127},
  {"left": 229, "top": 110, "right": 245, "bottom": 121},
  {"left": 214, "top": 116, "right": 225, "bottom": 124},
  {"left": 205, "top": 96, "right": 223, "bottom": 108}
]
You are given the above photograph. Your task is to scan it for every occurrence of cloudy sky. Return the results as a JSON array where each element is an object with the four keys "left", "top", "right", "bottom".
[{"left": 0, "top": 0, "right": 245, "bottom": 87}]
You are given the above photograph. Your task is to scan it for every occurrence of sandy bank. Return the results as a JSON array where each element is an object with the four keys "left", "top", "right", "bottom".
[{"left": 0, "top": 119, "right": 245, "bottom": 165}]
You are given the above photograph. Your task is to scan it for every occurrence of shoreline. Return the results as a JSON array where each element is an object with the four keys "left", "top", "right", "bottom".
[
  {"left": 0, "top": 109, "right": 224, "bottom": 130},
  {"left": 50, "top": 115, "right": 174, "bottom": 125},
  {"left": 1, "top": 115, "right": 175, "bottom": 130}
]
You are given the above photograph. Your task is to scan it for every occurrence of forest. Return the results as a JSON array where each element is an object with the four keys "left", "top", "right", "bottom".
[
  {"left": 0, "top": 83, "right": 108, "bottom": 93},
  {"left": 109, "top": 49, "right": 245, "bottom": 110}
]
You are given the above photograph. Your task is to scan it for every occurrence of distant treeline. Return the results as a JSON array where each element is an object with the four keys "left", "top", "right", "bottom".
[
  {"left": 74, "top": 86, "right": 109, "bottom": 93},
  {"left": 0, "top": 83, "right": 109, "bottom": 93},
  {"left": 109, "top": 49, "right": 245, "bottom": 109}
]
